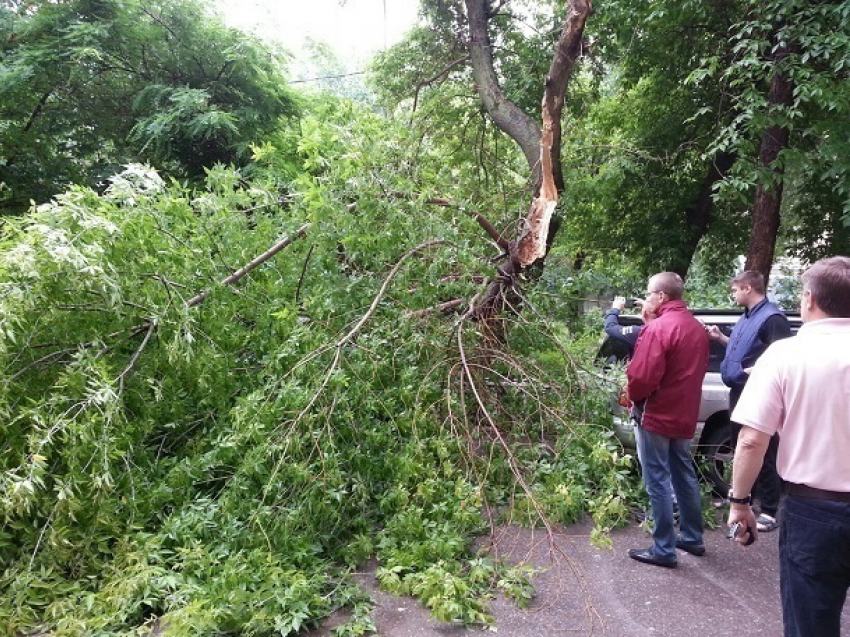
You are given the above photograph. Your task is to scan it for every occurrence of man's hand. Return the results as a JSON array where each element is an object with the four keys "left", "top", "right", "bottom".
[
  {"left": 728, "top": 426, "right": 771, "bottom": 547},
  {"left": 706, "top": 324, "right": 729, "bottom": 345},
  {"left": 727, "top": 503, "right": 758, "bottom": 546},
  {"left": 612, "top": 296, "right": 627, "bottom": 311},
  {"left": 641, "top": 303, "right": 657, "bottom": 324}
]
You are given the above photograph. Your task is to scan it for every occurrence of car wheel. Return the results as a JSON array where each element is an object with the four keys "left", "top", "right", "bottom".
[{"left": 697, "top": 424, "right": 734, "bottom": 498}]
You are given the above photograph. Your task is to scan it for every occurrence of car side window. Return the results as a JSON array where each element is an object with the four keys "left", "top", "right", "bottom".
[{"left": 707, "top": 325, "right": 734, "bottom": 373}]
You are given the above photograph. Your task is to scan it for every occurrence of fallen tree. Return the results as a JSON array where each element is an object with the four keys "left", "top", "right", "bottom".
[{"left": 0, "top": 4, "right": 643, "bottom": 630}]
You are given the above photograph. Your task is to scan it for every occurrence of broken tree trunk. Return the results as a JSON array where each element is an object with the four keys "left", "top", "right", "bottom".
[{"left": 466, "top": 0, "right": 591, "bottom": 330}]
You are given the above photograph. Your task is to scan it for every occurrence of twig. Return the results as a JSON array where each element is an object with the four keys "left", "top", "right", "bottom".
[
  {"left": 264, "top": 241, "right": 448, "bottom": 504},
  {"left": 9, "top": 350, "right": 72, "bottom": 382},
  {"left": 295, "top": 244, "right": 314, "bottom": 306},
  {"left": 9, "top": 325, "right": 148, "bottom": 382},
  {"left": 411, "top": 54, "right": 470, "bottom": 114},
  {"left": 454, "top": 315, "right": 555, "bottom": 538},
  {"left": 185, "top": 223, "right": 310, "bottom": 308},
  {"left": 337, "top": 240, "right": 446, "bottom": 348},
  {"left": 115, "top": 320, "right": 157, "bottom": 391},
  {"left": 29, "top": 508, "right": 55, "bottom": 571},
  {"left": 294, "top": 240, "right": 448, "bottom": 424},
  {"left": 398, "top": 193, "right": 510, "bottom": 249},
  {"left": 406, "top": 298, "right": 465, "bottom": 318}
]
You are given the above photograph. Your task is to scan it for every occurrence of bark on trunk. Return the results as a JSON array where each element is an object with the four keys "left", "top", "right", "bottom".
[
  {"left": 465, "top": 0, "right": 543, "bottom": 186},
  {"left": 745, "top": 46, "right": 794, "bottom": 285},
  {"left": 517, "top": 0, "right": 590, "bottom": 268},
  {"left": 541, "top": 0, "right": 590, "bottom": 195}
]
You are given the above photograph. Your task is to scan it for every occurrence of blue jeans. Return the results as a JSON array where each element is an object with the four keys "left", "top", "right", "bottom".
[
  {"left": 635, "top": 424, "right": 703, "bottom": 559},
  {"left": 779, "top": 496, "right": 850, "bottom": 637}
]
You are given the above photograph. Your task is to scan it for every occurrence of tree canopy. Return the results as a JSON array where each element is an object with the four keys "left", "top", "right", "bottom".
[
  {"left": 370, "top": 0, "right": 850, "bottom": 279},
  {"left": 0, "top": 0, "right": 298, "bottom": 213}
]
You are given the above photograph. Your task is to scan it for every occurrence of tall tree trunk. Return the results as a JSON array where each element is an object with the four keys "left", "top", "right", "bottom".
[{"left": 745, "top": 44, "right": 794, "bottom": 285}]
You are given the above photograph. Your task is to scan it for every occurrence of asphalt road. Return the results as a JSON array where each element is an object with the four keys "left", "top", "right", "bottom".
[{"left": 310, "top": 518, "right": 850, "bottom": 637}]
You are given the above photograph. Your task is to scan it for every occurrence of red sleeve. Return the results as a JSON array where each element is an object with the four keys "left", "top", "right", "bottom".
[{"left": 627, "top": 326, "right": 667, "bottom": 403}]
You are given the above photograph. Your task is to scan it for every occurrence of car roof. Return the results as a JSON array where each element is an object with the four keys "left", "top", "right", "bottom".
[{"left": 598, "top": 309, "right": 802, "bottom": 369}]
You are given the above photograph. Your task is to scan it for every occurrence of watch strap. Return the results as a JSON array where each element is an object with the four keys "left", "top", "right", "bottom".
[{"left": 728, "top": 493, "right": 752, "bottom": 505}]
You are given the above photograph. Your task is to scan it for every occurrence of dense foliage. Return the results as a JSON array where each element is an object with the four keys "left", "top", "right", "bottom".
[
  {"left": 0, "top": 0, "right": 297, "bottom": 213},
  {"left": 370, "top": 0, "right": 850, "bottom": 279}
]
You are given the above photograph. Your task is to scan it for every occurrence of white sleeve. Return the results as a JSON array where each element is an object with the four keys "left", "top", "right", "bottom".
[{"left": 730, "top": 347, "right": 785, "bottom": 436}]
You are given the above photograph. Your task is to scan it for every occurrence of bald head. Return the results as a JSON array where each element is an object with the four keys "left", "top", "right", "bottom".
[{"left": 649, "top": 272, "right": 685, "bottom": 301}]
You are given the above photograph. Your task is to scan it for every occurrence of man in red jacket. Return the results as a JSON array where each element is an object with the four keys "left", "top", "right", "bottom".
[{"left": 626, "top": 271, "right": 710, "bottom": 567}]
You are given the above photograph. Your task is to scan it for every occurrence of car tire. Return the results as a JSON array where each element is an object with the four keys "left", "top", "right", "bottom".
[{"left": 697, "top": 424, "right": 734, "bottom": 498}]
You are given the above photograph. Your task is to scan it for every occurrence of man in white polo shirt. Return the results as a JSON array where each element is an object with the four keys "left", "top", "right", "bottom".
[{"left": 727, "top": 256, "right": 850, "bottom": 637}]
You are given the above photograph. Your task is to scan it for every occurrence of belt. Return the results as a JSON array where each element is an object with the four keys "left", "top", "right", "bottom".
[{"left": 786, "top": 482, "right": 850, "bottom": 503}]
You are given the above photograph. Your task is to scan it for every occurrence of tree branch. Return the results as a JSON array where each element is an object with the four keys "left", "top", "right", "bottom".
[
  {"left": 338, "top": 240, "right": 447, "bottom": 347},
  {"left": 464, "top": 0, "right": 542, "bottom": 184},
  {"left": 185, "top": 223, "right": 310, "bottom": 307},
  {"left": 23, "top": 91, "right": 52, "bottom": 134},
  {"left": 271, "top": 240, "right": 449, "bottom": 451},
  {"left": 405, "top": 298, "right": 465, "bottom": 319},
  {"left": 455, "top": 316, "right": 554, "bottom": 536},
  {"left": 295, "top": 244, "right": 314, "bottom": 306},
  {"left": 412, "top": 54, "right": 470, "bottom": 113},
  {"left": 115, "top": 320, "right": 156, "bottom": 388}
]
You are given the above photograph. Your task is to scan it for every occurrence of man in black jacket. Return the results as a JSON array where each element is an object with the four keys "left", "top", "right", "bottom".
[{"left": 603, "top": 295, "right": 643, "bottom": 353}]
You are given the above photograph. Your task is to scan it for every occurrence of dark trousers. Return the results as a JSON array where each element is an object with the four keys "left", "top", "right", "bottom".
[{"left": 779, "top": 496, "right": 850, "bottom": 637}]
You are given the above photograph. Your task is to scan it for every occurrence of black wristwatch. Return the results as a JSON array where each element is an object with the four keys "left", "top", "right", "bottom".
[{"left": 728, "top": 492, "right": 752, "bottom": 505}]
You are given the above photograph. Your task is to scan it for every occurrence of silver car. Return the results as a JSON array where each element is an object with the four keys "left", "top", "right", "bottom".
[{"left": 597, "top": 309, "right": 801, "bottom": 496}]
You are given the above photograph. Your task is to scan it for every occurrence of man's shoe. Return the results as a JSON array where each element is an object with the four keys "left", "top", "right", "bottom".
[
  {"left": 675, "top": 538, "right": 706, "bottom": 556},
  {"left": 756, "top": 513, "right": 778, "bottom": 533},
  {"left": 628, "top": 547, "right": 677, "bottom": 568}
]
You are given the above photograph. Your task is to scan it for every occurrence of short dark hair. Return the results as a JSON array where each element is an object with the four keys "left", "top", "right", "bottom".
[
  {"left": 651, "top": 272, "right": 685, "bottom": 300},
  {"left": 730, "top": 270, "right": 766, "bottom": 295},
  {"left": 802, "top": 256, "right": 850, "bottom": 318}
]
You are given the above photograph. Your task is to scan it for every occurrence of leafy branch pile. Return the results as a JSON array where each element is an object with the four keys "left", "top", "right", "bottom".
[{"left": 0, "top": 100, "right": 639, "bottom": 636}]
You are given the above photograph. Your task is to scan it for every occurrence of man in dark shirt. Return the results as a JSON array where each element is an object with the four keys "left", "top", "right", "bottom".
[
  {"left": 707, "top": 270, "right": 792, "bottom": 532},
  {"left": 603, "top": 295, "right": 643, "bottom": 353}
]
